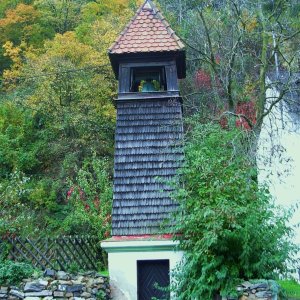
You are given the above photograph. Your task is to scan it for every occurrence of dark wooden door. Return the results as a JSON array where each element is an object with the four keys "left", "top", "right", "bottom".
[{"left": 137, "top": 260, "right": 170, "bottom": 300}]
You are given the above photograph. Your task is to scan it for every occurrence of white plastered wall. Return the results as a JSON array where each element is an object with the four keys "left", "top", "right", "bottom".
[
  {"left": 101, "top": 240, "right": 184, "bottom": 300},
  {"left": 257, "top": 79, "right": 300, "bottom": 279}
]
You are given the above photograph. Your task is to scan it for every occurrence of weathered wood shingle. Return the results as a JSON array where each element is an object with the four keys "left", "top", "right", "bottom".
[{"left": 112, "top": 98, "right": 183, "bottom": 235}]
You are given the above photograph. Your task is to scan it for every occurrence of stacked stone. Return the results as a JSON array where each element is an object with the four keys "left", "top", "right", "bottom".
[
  {"left": 0, "top": 270, "right": 110, "bottom": 300},
  {"left": 237, "top": 282, "right": 277, "bottom": 300}
]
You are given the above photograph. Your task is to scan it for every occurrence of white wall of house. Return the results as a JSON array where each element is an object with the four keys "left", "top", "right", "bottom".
[
  {"left": 258, "top": 79, "right": 300, "bottom": 278},
  {"left": 101, "top": 240, "right": 184, "bottom": 300}
]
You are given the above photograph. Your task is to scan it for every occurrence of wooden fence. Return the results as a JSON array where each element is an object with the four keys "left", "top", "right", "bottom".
[{"left": 0, "top": 236, "right": 106, "bottom": 271}]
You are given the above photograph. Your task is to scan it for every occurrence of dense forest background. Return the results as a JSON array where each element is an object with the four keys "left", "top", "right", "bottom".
[
  {"left": 0, "top": 0, "right": 141, "bottom": 239},
  {"left": 0, "top": 0, "right": 299, "bottom": 243}
]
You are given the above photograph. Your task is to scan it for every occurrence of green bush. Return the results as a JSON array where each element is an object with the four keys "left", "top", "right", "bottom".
[
  {"left": 96, "top": 290, "right": 107, "bottom": 300},
  {"left": 0, "top": 170, "right": 37, "bottom": 237},
  {"left": 0, "top": 260, "right": 35, "bottom": 285},
  {"left": 60, "top": 155, "right": 113, "bottom": 240},
  {"left": 0, "top": 101, "right": 42, "bottom": 177},
  {"left": 67, "top": 262, "right": 81, "bottom": 274},
  {"left": 172, "top": 121, "right": 299, "bottom": 299},
  {"left": 0, "top": 99, "right": 114, "bottom": 238}
]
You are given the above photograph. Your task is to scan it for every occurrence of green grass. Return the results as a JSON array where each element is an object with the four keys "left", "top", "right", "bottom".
[
  {"left": 278, "top": 280, "right": 300, "bottom": 299},
  {"left": 99, "top": 270, "right": 109, "bottom": 277}
]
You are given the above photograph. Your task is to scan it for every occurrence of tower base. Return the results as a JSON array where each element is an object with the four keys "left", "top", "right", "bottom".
[{"left": 101, "top": 237, "right": 183, "bottom": 300}]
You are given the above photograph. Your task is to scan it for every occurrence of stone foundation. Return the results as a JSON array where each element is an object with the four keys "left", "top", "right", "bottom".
[
  {"left": 236, "top": 281, "right": 278, "bottom": 300},
  {"left": 0, "top": 270, "right": 110, "bottom": 300}
]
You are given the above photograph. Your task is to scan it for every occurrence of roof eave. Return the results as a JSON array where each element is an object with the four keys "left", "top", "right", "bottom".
[{"left": 109, "top": 49, "right": 186, "bottom": 79}]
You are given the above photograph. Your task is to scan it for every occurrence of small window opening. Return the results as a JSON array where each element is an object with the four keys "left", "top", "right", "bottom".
[{"left": 130, "top": 67, "right": 167, "bottom": 92}]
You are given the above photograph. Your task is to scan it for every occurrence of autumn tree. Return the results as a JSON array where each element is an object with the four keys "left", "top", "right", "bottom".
[
  {"left": 34, "top": 0, "right": 89, "bottom": 34},
  {"left": 0, "top": 3, "right": 54, "bottom": 74},
  {"left": 160, "top": 0, "right": 299, "bottom": 135},
  {"left": 0, "top": 0, "right": 34, "bottom": 18}
]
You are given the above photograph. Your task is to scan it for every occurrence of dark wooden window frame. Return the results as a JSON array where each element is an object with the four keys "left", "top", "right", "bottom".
[
  {"left": 118, "top": 61, "right": 179, "bottom": 97},
  {"left": 130, "top": 66, "right": 167, "bottom": 92}
]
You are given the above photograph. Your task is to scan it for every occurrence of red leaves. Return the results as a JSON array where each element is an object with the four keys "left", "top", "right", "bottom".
[
  {"left": 79, "top": 188, "right": 85, "bottom": 200},
  {"left": 235, "top": 101, "right": 256, "bottom": 130},
  {"left": 218, "top": 101, "right": 256, "bottom": 130},
  {"left": 2, "top": 231, "right": 16, "bottom": 240},
  {"left": 219, "top": 115, "right": 229, "bottom": 129},
  {"left": 66, "top": 186, "right": 74, "bottom": 200},
  {"left": 93, "top": 196, "right": 100, "bottom": 209},
  {"left": 66, "top": 186, "right": 95, "bottom": 212},
  {"left": 195, "top": 69, "right": 212, "bottom": 90}
]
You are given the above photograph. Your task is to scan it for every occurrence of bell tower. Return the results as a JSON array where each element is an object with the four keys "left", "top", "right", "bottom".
[{"left": 102, "top": 1, "right": 186, "bottom": 299}]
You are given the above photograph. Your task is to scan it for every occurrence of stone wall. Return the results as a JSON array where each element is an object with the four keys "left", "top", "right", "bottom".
[
  {"left": 0, "top": 269, "right": 110, "bottom": 300},
  {"left": 216, "top": 281, "right": 278, "bottom": 300},
  {"left": 237, "top": 281, "right": 278, "bottom": 300}
]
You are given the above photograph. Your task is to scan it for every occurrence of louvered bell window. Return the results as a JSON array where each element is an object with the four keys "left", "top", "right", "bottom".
[{"left": 130, "top": 67, "right": 167, "bottom": 92}]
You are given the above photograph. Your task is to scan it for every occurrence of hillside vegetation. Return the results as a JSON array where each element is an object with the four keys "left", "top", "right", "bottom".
[{"left": 0, "top": 0, "right": 144, "bottom": 239}]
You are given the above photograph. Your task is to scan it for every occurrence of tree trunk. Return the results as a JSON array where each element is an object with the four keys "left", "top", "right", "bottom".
[{"left": 256, "top": 7, "right": 268, "bottom": 134}]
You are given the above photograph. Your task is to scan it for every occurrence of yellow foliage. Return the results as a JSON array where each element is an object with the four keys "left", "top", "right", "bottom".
[
  {"left": 243, "top": 80, "right": 257, "bottom": 100},
  {"left": 98, "top": 0, "right": 132, "bottom": 13},
  {"left": 79, "top": 0, "right": 135, "bottom": 53},
  {"left": 246, "top": 18, "right": 257, "bottom": 32},
  {"left": 0, "top": 4, "right": 39, "bottom": 27},
  {"left": 81, "top": 0, "right": 138, "bottom": 20},
  {"left": 25, "top": 31, "right": 116, "bottom": 120},
  {"left": 2, "top": 41, "right": 28, "bottom": 90},
  {"left": 241, "top": 10, "right": 258, "bottom": 32},
  {"left": 89, "top": 17, "right": 125, "bottom": 61},
  {"left": 42, "top": 31, "right": 105, "bottom": 67},
  {"left": 3, "top": 41, "right": 22, "bottom": 63}
]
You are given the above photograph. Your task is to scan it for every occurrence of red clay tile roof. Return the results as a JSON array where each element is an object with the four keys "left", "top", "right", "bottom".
[{"left": 109, "top": 0, "right": 184, "bottom": 55}]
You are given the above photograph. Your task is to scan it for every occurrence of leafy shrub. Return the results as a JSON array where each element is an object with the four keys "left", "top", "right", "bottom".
[
  {"left": 0, "top": 98, "right": 114, "bottom": 238},
  {"left": 0, "top": 101, "right": 42, "bottom": 177},
  {"left": 67, "top": 262, "right": 81, "bottom": 274},
  {"left": 0, "top": 260, "right": 35, "bottom": 285},
  {"left": 60, "top": 155, "right": 113, "bottom": 240},
  {"left": 96, "top": 290, "right": 107, "bottom": 300},
  {"left": 0, "top": 170, "right": 37, "bottom": 237},
  {"left": 172, "top": 122, "right": 299, "bottom": 299}
]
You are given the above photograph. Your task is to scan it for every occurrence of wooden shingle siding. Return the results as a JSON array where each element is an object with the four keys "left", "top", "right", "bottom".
[
  {"left": 114, "top": 176, "right": 174, "bottom": 185},
  {"left": 117, "top": 119, "right": 180, "bottom": 127},
  {"left": 115, "top": 154, "right": 183, "bottom": 163},
  {"left": 113, "top": 198, "right": 175, "bottom": 208},
  {"left": 112, "top": 98, "right": 183, "bottom": 235}
]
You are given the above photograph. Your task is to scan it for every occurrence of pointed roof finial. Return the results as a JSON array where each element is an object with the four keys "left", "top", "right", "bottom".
[
  {"left": 109, "top": 0, "right": 184, "bottom": 55},
  {"left": 143, "top": 0, "right": 152, "bottom": 10}
]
